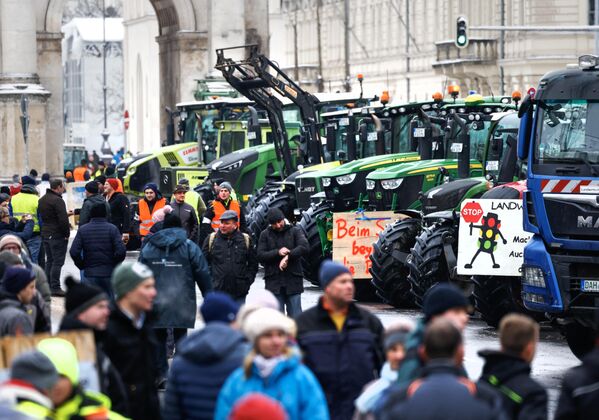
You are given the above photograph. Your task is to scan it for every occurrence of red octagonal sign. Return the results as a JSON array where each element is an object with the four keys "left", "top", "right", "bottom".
[{"left": 461, "top": 201, "right": 483, "bottom": 223}]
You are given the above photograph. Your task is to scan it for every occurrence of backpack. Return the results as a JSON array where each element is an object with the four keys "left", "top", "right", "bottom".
[{"left": 208, "top": 232, "right": 250, "bottom": 253}]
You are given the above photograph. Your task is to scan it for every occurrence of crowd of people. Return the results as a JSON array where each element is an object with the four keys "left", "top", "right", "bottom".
[{"left": 0, "top": 169, "right": 598, "bottom": 419}]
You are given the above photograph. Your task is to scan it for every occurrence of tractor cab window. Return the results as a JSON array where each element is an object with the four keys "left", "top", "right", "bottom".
[
  {"left": 357, "top": 121, "right": 378, "bottom": 159},
  {"left": 470, "top": 120, "right": 491, "bottom": 162},
  {"left": 393, "top": 114, "right": 413, "bottom": 153},
  {"left": 334, "top": 117, "right": 351, "bottom": 157},
  {"left": 219, "top": 131, "right": 246, "bottom": 156}
]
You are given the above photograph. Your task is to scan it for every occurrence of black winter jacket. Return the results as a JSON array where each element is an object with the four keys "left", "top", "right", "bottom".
[
  {"left": 107, "top": 192, "right": 131, "bottom": 234},
  {"left": 79, "top": 193, "right": 111, "bottom": 226},
  {"left": 555, "top": 347, "right": 599, "bottom": 420},
  {"left": 379, "top": 361, "right": 507, "bottom": 420},
  {"left": 295, "top": 298, "right": 384, "bottom": 420},
  {"left": 201, "top": 229, "right": 257, "bottom": 299},
  {"left": 38, "top": 189, "right": 70, "bottom": 239},
  {"left": 170, "top": 200, "right": 198, "bottom": 242},
  {"left": 0, "top": 219, "right": 34, "bottom": 242},
  {"left": 69, "top": 218, "right": 126, "bottom": 277},
  {"left": 199, "top": 198, "right": 247, "bottom": 244},
  {"left": 257, "top": 224, "right": 308, "bottom": 295},
  {"left": 103, "top": 306, "right": 161, "bottom": 420},
  {"left": 478, "top": 350, "right": 547, "bottom": 420}
]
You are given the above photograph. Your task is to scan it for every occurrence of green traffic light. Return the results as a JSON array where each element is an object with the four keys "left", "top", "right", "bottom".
[{"left": 457, "top": 35, "right": 467, "bottom": 46}]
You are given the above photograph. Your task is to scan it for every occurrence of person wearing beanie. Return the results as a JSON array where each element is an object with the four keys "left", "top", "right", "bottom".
[
  {"left": 0, "top": 350, "right": 59, "bottom": 418},
  {"left": 140, "top": 207, "right": 212, "bottom": 383},
  {"left": 70, "top": 203, "right": 126, "bottom": 299},
  {"left": 202, "top": 208, "right": 257, "bottom": 305},
  {"left": 94, "top": 175, "right": 107, "bottom": 193},
  {"left": 179, "top": 177, "right": 207, "bottom": 221},
  {"left": 20, "top": 176, "right": 36, "bottom": 186},
  {"left": 9, "top": 173, "right": 42, "bottom": 267},
  {"left": 170, "top": 183, "right": 199, "bottom": 242},
  {"left": 137, "top": 182, "right": 167, "bottom": 239},
  {"left": 199, "top": 179, "right": 246, "bottom": 245},
  {"left": 295, "top": 259, "right": 384, "bottom": 420},
  {"left": 257, "top": 206, "right": 308, "bottom": 317},
  {"left": 163, "top": 291, "right": 249, "bottom": 420},
  {"left": 78, "top": 180, "right": 111, "bottom": 227},
  {"left": 104, "top": 178, "right": 131, "bottom": 242},
  {"left": 0, "top": 192, "right": 10, "bottom": 209},
  {"left": 236, "top": 289, "right": 281, "bottom": 330},
  {"left": 104, "top": 261, "right": 161, "bottom": 420},
  {"left": 229, "top": 393, "right": 288, "bottom": 420},
  {"left": 0, "top": 266, "right": 36, "bottom": 337},
  {"left": 59, "top": 276, "right": 129, "bottom": 416},
  {"left": 215, "top": 307, "right": 328, "bottom": 420}
]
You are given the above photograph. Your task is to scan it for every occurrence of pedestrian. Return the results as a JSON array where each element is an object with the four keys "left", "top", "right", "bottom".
[
  {"left": 179, "top": 177, "right": 207, "bottom": 220},
  {"left": 94, "top": 160, "right": 106, "bottom": 177},
  {"left": 378, "top": 319, "right": 506, "bottom": 420},
  {"left": 139, "top": 214, "right": 212, "bottom": 382},
  {"left": 354, "top": 321, "right": 413, "bottom": 419},
  {"left": 70, "top": 204, "right": 126, "bottom": 299},
  {"left": 257, "top": 207, "right": 308, "bottom": 316},
  {"left": 202, "top": 210, "right": 257, "bottom": 304},
  {"left": 73, "top": 159, "right": 90, "bottom": 181},
  {"left": 215, "top": 307, "right": 329, "bottom": 420},
  {"left": 554, "top": 329, "right": 599, "bottom": 419},
  {"left": 37, "top": 173, "right": 51, "bottom": 197},
  {"left": 0, "top": 350, "right": 59, "bottom": 419},
  {"left": 170, "top": 184, "right": 199, "bottom": 241},
  {"left": 163, "top": 292, "right": 249, "bottom": 420},
  {"left": 59, "top": 276, "right": 129, "bottom": 416},
  {"left": 104, "top": 178, "right": 131, "bottom": 241},
  {"left": 0, "top": 192, "right": 10, "bottom": 209},
  {"left": 103, "top": 261, "right": 161, "bottom": 420},
  {"left": 295, "top": 260, "right": 384, "bottom": 420},
  {"left": 200, "top": 181, "right": 246, "bottom": 244},
  {"left": 78, "top": 180, "right": 111, "bottom": 226},
  {"left": 105, "top": 166, "right": 124, "bottom": 193},
  {"left": 65, "top": 171, "right": 74, "bottom": 183},
  {"left": 39, "top": 178, "right": 71, "bottom": 296},
  {"left": 95, "top": 175, "right": 107, "bottom": 194},
  {"left": 9, "top": 175, "right": 42, "bottom": 264},
  {"left": 9, "top": 174, "right": 21, "bottom": 196},
  {"left": 37, "top": 337, "right": 118, "bottom": 418},
  {"left": 229, "top": 394, "right": 288, "bottom": 420},
  {"left": 236, "top": 289, "right": 282, "bottom": 329},
  {"left": 0, "top": 266, "right": 36, "bottom": 337},
  {"left": 0, "top": 207, "right": 34, "bottom": 242},
  {"left": 478, "top": 314, "right": 547, "bottom": 420},
  {"left": 137, "top": 183, "right": 167, "bottom": 239},
  {"left": 29, "top": 169, "right": 38, "bottom": 182}
]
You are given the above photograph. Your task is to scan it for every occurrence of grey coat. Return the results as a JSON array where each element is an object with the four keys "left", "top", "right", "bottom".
[
  {"left": 0, "top": 292, "right": 34, "bottom": 337},
  {"left": 79, "top": 193, "right": 111, "bottom": 226}
]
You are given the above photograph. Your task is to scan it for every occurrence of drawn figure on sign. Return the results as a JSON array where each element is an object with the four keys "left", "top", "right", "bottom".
[{"left": 464, "top": 212, "right": 507, "bottom": 269}]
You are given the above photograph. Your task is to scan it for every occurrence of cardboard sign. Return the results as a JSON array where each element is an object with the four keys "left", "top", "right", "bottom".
[
  {"left": 457, "top": 199, "right": 531, "bottom": 276},
  {"left": 332, "top": 211, "right": 397, "bottom": 279}
]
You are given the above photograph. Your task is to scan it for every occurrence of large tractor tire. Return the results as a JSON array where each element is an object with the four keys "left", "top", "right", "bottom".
[
  {"left": 563, "top": 321, "right": 596, "bottom": 360},
  {"left": 299, "top": 202, "right": 333, "bottom": 286},
  {"left": 354, "top": 279, "right": 380, "bottom": 302},
  {"left": 245, "top": 181, "right": 280, "bottom": 215},
  {"left": 246, "top": 190, "right": 296, "bottom": 243},
  {"left": 370, "top": 218, "right": 421, "bottom": 308},
  {"left": 407, "top": 222, "right": 459, "bottom": 308}
]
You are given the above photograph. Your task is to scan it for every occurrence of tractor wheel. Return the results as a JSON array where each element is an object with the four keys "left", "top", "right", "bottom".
[
  {"left": 370, "top": 218, "right": 421, "bottom": 308},
  {"left": 245, "top": 182, "right": 280, "bottom": 214},
  {"left": 472, "top": 276, "right": 544, "bottom": 328},
  {"left": 563, "top": 321, "right": 596, "bottom": 360},
  {"left": 246, "top": 190, "right": 296, "bottom": 243},
  {"left": 407, "top": 223, "right": 459, "bottom": 308},
  {"left": 299, "top": 202, "right": 333, "bottom": 287}
]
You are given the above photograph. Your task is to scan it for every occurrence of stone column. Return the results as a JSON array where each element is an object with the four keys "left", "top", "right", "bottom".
[{"left": 0, "top": 0, "right": 37, "bottom": 75}]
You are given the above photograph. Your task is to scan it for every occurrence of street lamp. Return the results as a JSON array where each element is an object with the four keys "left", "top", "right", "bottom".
[
  {"left": 100, "top": 0, "right": 112, "bottom": 156},
  {"left": 16, "top": 85, "right": 30, "bottom": 174}
]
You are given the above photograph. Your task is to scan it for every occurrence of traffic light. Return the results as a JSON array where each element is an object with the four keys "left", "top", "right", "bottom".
[{"left": 455, "top": 16, "right": 468, "bottom": 49}]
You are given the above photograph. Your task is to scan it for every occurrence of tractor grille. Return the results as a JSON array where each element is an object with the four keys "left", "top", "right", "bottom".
[
  {"left": 550, "top": 252, "right": 599, "bottom": 309},
  {"left": 296, "top": 177, "right": 319, "bottom": 211},
  {"left": 163, "top": 152, "right": 180, "bottom": 167}
]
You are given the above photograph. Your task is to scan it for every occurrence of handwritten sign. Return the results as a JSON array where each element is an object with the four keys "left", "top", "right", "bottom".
[{"left": 332, "top": 211, "right": 396, "bottom": 279}]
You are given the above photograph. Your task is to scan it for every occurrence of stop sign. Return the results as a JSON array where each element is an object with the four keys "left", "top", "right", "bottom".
[{"left": 461, "top": 201, "right": 483, "bottom": 223}]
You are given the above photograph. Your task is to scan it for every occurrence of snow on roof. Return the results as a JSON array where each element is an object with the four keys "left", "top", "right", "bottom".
[{"left": 62, "top": 18, "right": 124, "bottom": 42}]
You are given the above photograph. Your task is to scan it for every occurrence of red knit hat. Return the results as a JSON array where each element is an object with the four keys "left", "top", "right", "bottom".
[
  {"left": 106, "top": 178, "right": 119, "bottom": 190},
  {"left": 229, "top": 393, "right": 287, "bottom": 420}
]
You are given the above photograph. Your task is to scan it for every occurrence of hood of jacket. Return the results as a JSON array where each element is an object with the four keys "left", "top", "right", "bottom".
[
  {"left": 0, "top": 290, "right": 23, "bottom": 310},
  {"left": 19, "top": 185, "right": 39, "bottom": 196},
  {"left": 478, "top": 349, "right": 531, "bottom": 382},
  {"left": 178, "top": 322, "right": 247, "bottom": 364},
  {"left": 146, "top": 227, "right": 187, "bottom": 249},
  {"left": 85, "top": 194, "right": 106, "bottom": 204}
]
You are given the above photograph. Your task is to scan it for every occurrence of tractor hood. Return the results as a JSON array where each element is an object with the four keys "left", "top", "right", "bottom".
[
  {"left": 366, "top": 159, "right": 484, "bottom": 180},
  {"left": 310, "top": 152, "right": 421, "bottom": 178},
  {"left": 208, "top": 143, "right": 272, "bottom": 171}
]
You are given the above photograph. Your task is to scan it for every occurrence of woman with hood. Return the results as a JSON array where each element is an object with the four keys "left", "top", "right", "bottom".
[
  {"left": 215, "top": 307, "right": 329, "bottom": 420},
  {"left": 136, "top": 183, "right": 167, "bottom": 240}
]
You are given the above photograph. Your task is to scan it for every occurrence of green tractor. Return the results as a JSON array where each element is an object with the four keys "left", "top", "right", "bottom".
[{"left": 370, "top": 108, "right": 521, "bottom": 307}]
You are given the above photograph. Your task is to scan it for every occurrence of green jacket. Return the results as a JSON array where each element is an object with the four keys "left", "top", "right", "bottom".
[{"left": 11, "top": 186, "right": 40, "bottom": 233}]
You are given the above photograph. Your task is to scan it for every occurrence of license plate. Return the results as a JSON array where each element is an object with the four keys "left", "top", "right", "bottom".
[
  {"left": 413, "top": 128, "right": 425, "bottom": 138},
  {"left": 581, "top": 280, "right": 599, "bottom": 292}
]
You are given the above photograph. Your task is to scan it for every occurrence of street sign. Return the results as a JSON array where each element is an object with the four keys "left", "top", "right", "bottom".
[{"left": 461, "top": 200, "right": 483, "bottom": 223}]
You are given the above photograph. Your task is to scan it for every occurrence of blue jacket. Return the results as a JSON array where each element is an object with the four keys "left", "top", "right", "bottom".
[
  {"left": 163, "top": 322, "right": 249, "bottom": 420},
  {"left": 139, "top": 227, "right": 213, "bottom": 328},
  {"left": 0, "top": 219, "right": 34, "bottom": 242},
  {"left": 215, "top": 354, "right": 329, "bottom": 420},
  {"left": 69, "top": 217, "right": 126, "bottom": 277}
]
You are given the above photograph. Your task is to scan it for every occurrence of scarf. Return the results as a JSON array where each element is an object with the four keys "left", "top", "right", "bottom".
[
  {"left": 254, "top": 354, "right": 286, "bottom": 379},
  {"left": 354, "top": 362, "right": 398, "bottom": 414}
]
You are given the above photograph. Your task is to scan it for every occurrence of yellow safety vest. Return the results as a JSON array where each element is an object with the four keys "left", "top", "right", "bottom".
[
  {"left": 11, "top": 192, "right": 40, "bottom": 233},
  {"left": 16, "top": 400, "right": 52, "bottom": 419}
]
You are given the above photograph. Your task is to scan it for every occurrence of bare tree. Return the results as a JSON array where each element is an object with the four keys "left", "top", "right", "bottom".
[{"left": 62, "top": 0, "right": 122, "bottom": 23}]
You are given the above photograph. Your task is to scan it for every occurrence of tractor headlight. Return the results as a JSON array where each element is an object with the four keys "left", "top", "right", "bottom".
[
  {"left": 381, "top": 179, "right": 403, "bottom": 190},
  {"left": 366, "top": 179, "right": 376, "bottom": 190},
  {"left": 220, "top": 160, "right": 242, "bottom": 171},
  {"left": 322, "top": 177, "right": 331, "bottom": 187},
  {"left": 523, "top": 266, "right": 546, "bottom": 288},
  {"left": 336, "top": 174, "right": 356, "bottom": 185}
]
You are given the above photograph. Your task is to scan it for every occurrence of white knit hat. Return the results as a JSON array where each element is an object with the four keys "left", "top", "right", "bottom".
[
  {"left": 236, "top": 289, "right": 281, "bottom": 329},
  {"left": 242, "top": 307, "right": 296, "bottom": 343}
]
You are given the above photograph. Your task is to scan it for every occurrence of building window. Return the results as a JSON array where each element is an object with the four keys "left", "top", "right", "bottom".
[
  {"left": 590, "top": 0, "right": 597, "bottom": 25},
  {"left": 65, "top": 59, "right": 84, "bottom": 124}
]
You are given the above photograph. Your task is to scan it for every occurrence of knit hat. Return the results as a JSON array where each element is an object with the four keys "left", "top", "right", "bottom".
[
  {"left": 10, "top": 350, "right": 59, "bottom": 393},
  {"left": 242, "top": 307, "right": 296, "bottom": 344},
  {"left": 20, "top": 176, "right": 36, "bottom": 186},
  {"left": 219, "top": 182, "right": 233, "bottom": 192},
  {"left": 152, "top": 205, "right": 173, "bottom": 223},
  {"left": 319, "top": 259, "right": 351, "bottom": 289},
  {"left": 85, "top": 181, "right": 99, "bottom": 194},
  {"left": 423, "top": 283, "right": 471, "bottom": 322},
  {"left": 106, "top": 178, "right": 119, "bottom": 191},
  {"left": 111, "top": 262, "right": 154, "bottom": 300},
  {"left": 236, "top": 290, "right": 281, "bottom": 328},
  {"left": 267, "top": 207, "right": 285, "bottom": 224},
  {"left": 2, "top": 266, "right": 35, "bottom": 294},
  {"left": 0, "top": 251, "right": 22, "bottom": 267},
  {"left": 64, "top": 276, "right": 108, "bottom": 316},
  {"left": 230, "top": 393, "right": 288, "bottom": 420},
  {"left": 90, "top": 203, "right": 107, "bottom": 218},
  {"left": 143, "top": 183, "right": 160, "bottom": 197},
  {"left": 200, "top": 292, "right": 240, "bottom": 323},
  {"left": 220, "top": 210, "right": 238, "bottom": 222},
  {"left": 42, "top": 173, "right": 51, "bottom": 181},
  {"left": 37, "top": 338, "right": 79, "bottom": 385},
  {"left": 0, "top": 192, "right": 10, "bottom": 204},
  {"left": 163, "top": 214, "right": 182, "bottom": 228},
  {"left": 105, "top": 166, "right": 116, "bottom": 176},
  {"left": 95, "top": 175, "right": 107, "bottom": 185},
  {"left": 0, "top": 235, "right": 22, "bottom": 252}
]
